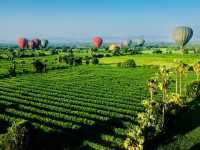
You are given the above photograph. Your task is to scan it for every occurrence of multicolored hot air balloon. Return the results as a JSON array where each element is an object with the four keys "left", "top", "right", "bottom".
[
  {"left": 32, "top": 38, "right": 41, "bottom": 49},
  {"left": 93, "top": 36, "right": 103, "bottom": 48},
  {"left": 17, "top": 37, "right": 28, "bottom": 49},
  {"left": 41, "top": 39, "right": 49, "bottom": 48},
  {"left": 122, "top": 39, "right": 132, "bottom": 48},
  {"left": 136, "top": 38, "right": 145, "bottom": 47},
  {"left": 172, "top": 26, "right": 193, "bottom": 48}
]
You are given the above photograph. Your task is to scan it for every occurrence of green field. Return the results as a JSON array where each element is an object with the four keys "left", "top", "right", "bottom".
[
  {"left": 0, "top": 51, "right": 200, "bottom": 149},
  {"left": 100, "top": 54, "right": 200, "bottom": 67},
  {"left": 0, "top": 65, "right": 156, "bottom": 149}
]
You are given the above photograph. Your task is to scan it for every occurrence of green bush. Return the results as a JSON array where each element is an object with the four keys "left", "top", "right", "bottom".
[
  {"left": 186, "top": 80, "right": 200, "bottom": 99},
  {"left": 121, "top": 59, "right": 136, "bottom": 68},
  {"left": 0, "top": 120, "right": 33, "bottom": 150},
  {"left": 91, "top": 57, "right": 99, "bottom": 65},
  {"left": 32, "top": 59, "right": 47, "bottom": 73},
  {"left": 152, "top": 49, "right": 162, "bottom": 54},
  {"left": 104, "top": 53, "right": 112, "bottom": 57},
  {"left": 74, "top": 57, "right": 82, "bottom": 65},
  {"left": 84, "top": 56, "right": 90, "bottom": 65}
]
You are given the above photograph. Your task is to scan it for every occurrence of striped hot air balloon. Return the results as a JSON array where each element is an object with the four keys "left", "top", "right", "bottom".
[
  {"left": 41, "top": 39, "right": 49, "bottom": 48},
  {"left": 172, "top": 26, "right": 193, "bottom": 48}
]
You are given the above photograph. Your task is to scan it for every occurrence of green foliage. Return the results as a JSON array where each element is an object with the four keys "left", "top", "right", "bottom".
[
  {"left": 152, "top": 49, "right": 162, "bottom": 54},
  {"left": 0, "top": 120, "right": 33, "bottom": 150},
  {"left": 32, "top": 59, "right": 47, "bottom": 73},
  {"left": 74, "top": 57, "right": 82, "bottom": 65},
  {"left": 91, "top": 57, "right": 99, "bottom": 65},
  {"left": 8, "top": 60, "right": 17, "bottom": 77},
  {"left": 193, "top": 61, "right": 200, "bottom": 80},
  {"left": 84, "top": 56, "right": 90, "bottom": 65},
  {"left": 186, "top": 80, "right": 200, "bottom": 99},
  {"left": 121, "top": 59, "right": 136, "bottom": 68}
]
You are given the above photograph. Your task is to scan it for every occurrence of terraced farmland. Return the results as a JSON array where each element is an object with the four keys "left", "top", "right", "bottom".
[{"left": 0, "top": 65, "right": 156, "bottom": 149}]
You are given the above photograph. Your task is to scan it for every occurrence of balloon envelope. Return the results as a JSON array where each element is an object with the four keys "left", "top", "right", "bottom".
[
  {"left": 93, "top": 37, "right": 103, "bottom": 48},
  {"left": 109, "top": 44, "right": 120, "bottom": 51},
  {"left": 28, "top": 40, "right": 35, "bottom": 49},
  {"left": 122, "top": 39, "right": 132, "bottom": 48},
  {"left": 172, "top": 26, "right": 193, "bottom": 48},
  {"left": 41, "top": 39, "right": 49, "bottom": 48},
  {"left": 17, "top": 37, "right": 28, "bottom": 49},
  {"left": 136, "top": 39, "right": 145, "bottom": 47},
  {"left": 32, "top": 38, "right": 41, "bottom": 49}
]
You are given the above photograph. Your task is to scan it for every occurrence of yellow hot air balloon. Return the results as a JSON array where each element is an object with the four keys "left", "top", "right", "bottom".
[
  {"left": 109, "top": 44, "right": 120, "bottom": 55},
  {"left": 109, "top": 44, "right": 120, "bottom": 51}
]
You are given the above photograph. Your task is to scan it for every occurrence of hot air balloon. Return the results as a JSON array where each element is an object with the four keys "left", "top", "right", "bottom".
[
  {"left": 109, "top": 44, "right": 120, "bottom": 51},
  {"left": 109, "top": 44, "right": 120, "bottom": 55},
  {"left": 172, "top": 26, "right": 193, "bottom": 48},
  {"left": 122, "top": 39, "right": 132, "bottom": 48},
  {"left": 32, "top": 38, "right": 41, "bottom": 49},
  {"left": 93, "top": 36, "right": 103, "bottom": 48},
  {"left": 17, "top": 37, "right": 28, "bottom": 49},
  {"left": 41, "top": 39, "right": 49, "bottom": 48},
  {"left": 136, "top": 39, "right": 145, "bottom": 47},
  {"left": 28, "top": 40, "right": 35, "bottom": 49}
]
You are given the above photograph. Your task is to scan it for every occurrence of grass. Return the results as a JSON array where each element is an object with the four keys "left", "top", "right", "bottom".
[{"left": 100, "top": 54, "right": 200, "bottom": 67}]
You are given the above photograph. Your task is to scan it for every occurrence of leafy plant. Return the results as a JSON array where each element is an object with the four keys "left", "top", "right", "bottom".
[
  {"left": 121, "top": 59, "right": 136, "bottom": 68},
  {"left": 193, "top": 61, "right": 200, "bottom": 80},
  {"left": 186, "top": 80, "right": 200, "bottom": 99}
]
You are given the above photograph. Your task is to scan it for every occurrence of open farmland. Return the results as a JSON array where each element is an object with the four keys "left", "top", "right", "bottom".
[{"left": 0, "top": 65, "right": 156, "bottom": 149}]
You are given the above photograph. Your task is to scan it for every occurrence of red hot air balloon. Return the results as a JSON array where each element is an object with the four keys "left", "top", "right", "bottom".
[
  {"left": 17, "top": 37, "right": 28, "bottom": 49},
  {"left": 32, "top": 38, "right": 41, "bottom": 49},
  {"left": 93, "top": 36, "right": 103, "bottom": 48}
]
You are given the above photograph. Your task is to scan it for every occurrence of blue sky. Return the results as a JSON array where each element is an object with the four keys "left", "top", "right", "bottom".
[{"left": 0, "top": 0, "right": 199, "bottom": 43}]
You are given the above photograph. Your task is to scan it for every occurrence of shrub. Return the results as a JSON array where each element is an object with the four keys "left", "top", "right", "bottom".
[
  {"left": 92, "top": 53, "right": 104, "bottom": 58},
  {"left": 121, "top": 59, "right": 136, "bottom": 68},
  {"left": 63, "top": 55, "right": 74, "bottom": 65},
  {"left": 51, "top": 49, "right": 59, "bottom": 55},
  {"left": 0, "top": 120, "right": 33, "bottom": 150},
  {"left": 186, "top": 80, "right": 200, "bottom": 99},
  {"left": 104, "top": 53, "right": 112, "bottom": 57},
  {"left": 32, "top": 59, "right": 46, "bottom": 73},
  {"left": 152, "top": 49, "right": 162, "bottom": 54},
  {"left": 8, "top": 60, "right": 17, "bottom": 77},
  {"left": 91, "top": 57, "right": 99, "bottom": 65},
  {"left": 117, "top": 62, "right": 122, "bottom": 67},
  {"left": 74, "top": 57, "right": 82, "bottom": 65},
  {"left": 84, "top": 56, "right": 90, "bottom": 65}
]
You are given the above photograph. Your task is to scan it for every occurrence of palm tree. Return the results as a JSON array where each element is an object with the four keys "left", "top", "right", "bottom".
[
  {"left": 148, "top": 78, "right": 157, "bottom": 101},
  {"left": 173, "top": 60, "right": 179, "bottom": 94},
  {"left": 156, "top": 66, "right": 171, "bottom": 127},
  {"left": 193, "top": 61, "right": 200, "bottom": 80},
  {"left": 177, "top": 61, "right": 189, "bottom": 96}
]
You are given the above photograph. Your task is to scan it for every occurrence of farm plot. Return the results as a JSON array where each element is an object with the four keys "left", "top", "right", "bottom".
[{"left": 0, "top": 65, "right": 156, "bottom": 149}]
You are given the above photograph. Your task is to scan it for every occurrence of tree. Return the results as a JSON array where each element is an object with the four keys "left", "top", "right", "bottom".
[
  {"left": 8, "top": 60, "right": 17, "bottom": 76},
  {"left": 32, "top": 59, "right": 46, "bottom": 73},
  {"left": 193, "top": 61, "right": 200, "bottom": 80},
  {"left": 148, "top": 78, "right": 157, "bottom": 101},
  {"left": 177, "top": 61, "right": 189, "bottom": 96},
  {"left": 156, "top": 66, "right": 171, "bottom": 127},
  {"left": 20, "top": 60, "right": 26, "bottom": 73}
]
